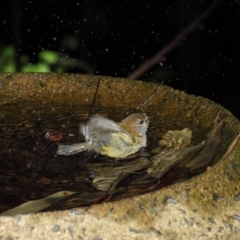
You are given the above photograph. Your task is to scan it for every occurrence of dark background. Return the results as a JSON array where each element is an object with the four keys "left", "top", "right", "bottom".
[{"left": 1, "top": 0, "right": 240, "bottom": 118}]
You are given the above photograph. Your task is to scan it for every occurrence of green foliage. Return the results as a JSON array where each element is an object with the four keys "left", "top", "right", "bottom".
[
  {"left": 0, "top": 45, "right": 93, "bottom": 73},
  {"left": 21, "top": 62, "right": 50, "bottom": 72},
  {"left": 39, "top": 50, "right": 59, "bottom": 65},
  {"left": 0, "top": 46, "right": 16, "bottom": 72}
]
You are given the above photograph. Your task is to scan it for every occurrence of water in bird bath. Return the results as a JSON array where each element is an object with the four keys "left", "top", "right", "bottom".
[{"left": 0, "top": 101, "right": 221, "bottom": 213}]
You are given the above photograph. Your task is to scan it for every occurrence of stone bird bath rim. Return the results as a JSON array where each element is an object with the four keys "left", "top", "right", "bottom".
[{"left": 0, "top": 73, "right": 240, "bottom": 239}]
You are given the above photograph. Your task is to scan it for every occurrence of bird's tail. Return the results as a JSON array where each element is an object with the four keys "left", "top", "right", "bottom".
[{"left": 57, "top": 143, "right": 87, "bottom": 155}]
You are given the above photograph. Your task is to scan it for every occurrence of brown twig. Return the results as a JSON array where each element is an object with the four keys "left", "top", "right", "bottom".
[
  {"left": 131, "top": 83, "right": 162, "bottom": 113},
  {"left": 88, "top": 76, "right": 101, "bottom": 117},
  {"left": 220, "top": 132, "right": 240, "bottom": 161},
  {"left": 127, "top": 0, "right": 225, "bottom": 80}
]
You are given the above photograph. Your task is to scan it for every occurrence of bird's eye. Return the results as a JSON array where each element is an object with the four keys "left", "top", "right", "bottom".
[{"left": 139, "top": 120, "right": 144, "bottom": 124}]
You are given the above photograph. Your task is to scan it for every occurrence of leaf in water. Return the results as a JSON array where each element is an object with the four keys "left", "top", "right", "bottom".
[
  {"left": 148, "top": 143, "right": 205, "bottom": 179},
  {"left": 89, "top": 157, "right": 150, "bottom": 191},
  {"left": 148, "top": 116, "right": 223, "bottom": 178},
  {"left": 0, "top": 191, "right": 76, "bottom": 216}
]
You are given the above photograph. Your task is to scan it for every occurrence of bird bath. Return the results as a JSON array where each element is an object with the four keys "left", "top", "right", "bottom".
[{"left": 0, "top": 73, "right": 240, "bottom": 239}]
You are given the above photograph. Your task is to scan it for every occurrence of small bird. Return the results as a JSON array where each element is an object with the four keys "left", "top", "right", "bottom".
[{"left": 57, "top": 113, "right": 149, "bottom": 159}]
